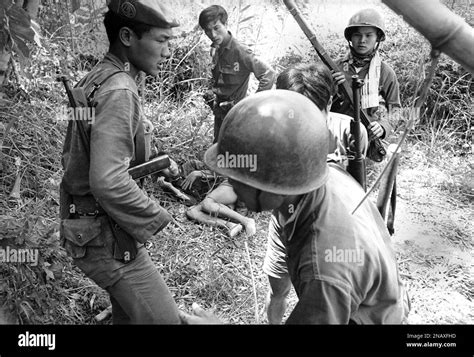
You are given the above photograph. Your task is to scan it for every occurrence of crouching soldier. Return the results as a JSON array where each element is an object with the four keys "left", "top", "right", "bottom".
[
  {"left": 59, "top": 0, "right": 181, "bottom": 324},
  {"left": 198, "top": 5, "right": 276, "bottom": 143},
  {"left": 181, "top": 91, "right": 410, "bottom": 324}
]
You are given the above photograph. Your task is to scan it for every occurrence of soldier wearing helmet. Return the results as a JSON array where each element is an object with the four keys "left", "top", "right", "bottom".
[
  {"left": 180, "top": 91, "right": 410, "bottom": 324},
  {"left": 332, "top": 8, "right": 401, "bottom": 144},
  {"left": 60, "top": 0, "right": 181, "bottom": 323}
]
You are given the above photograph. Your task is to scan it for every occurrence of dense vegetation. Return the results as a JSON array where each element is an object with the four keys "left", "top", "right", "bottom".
[{"left": 0, "top": 0, "right": 472, "bottom": 324}]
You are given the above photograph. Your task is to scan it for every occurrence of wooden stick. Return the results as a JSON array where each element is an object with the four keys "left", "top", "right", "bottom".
[{"left": 244, "top": 240, "right": 259, "bottom": 324}]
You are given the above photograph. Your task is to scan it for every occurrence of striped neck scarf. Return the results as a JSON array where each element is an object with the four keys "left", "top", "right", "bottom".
[{"left": 347, "top": 47, "right": 382, "bottom": 109}]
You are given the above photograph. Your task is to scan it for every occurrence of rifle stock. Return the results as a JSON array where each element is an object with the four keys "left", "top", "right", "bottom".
[{"left": 283, "top": 0, "right": 386, "bottom": 159}]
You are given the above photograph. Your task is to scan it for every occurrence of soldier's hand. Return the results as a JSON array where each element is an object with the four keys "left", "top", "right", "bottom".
[
  {"left": 368, "top": 122, "right": 385, "bottom": 139},
  {"left": 179, "top": 303, "right": 223, "bottom": 325},
  {"left": 181, "top": 171, "right": 201, "bottom": 191},
  {"left": 244, "top": 218, "right": 257, "bottom": 237},
  {"left": 332, "top": 71, "right": 346, "bottom": 86}
]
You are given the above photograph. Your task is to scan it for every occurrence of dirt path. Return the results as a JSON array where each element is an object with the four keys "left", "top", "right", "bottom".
[{"left": 391, "top": 144, "right": 473, "bottom": 324}]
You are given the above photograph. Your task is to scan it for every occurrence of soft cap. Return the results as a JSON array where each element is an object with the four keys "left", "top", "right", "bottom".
[{"left": 107, "top": 0, "right": 179, "bottom": 28}]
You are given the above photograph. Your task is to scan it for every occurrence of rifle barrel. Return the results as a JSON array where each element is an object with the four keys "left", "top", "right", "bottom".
[{"left": 283, "top": 0, "right": 386, "bottom": 158}]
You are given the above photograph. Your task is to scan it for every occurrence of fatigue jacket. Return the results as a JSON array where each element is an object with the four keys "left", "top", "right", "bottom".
[
  {"left": 211, "top": 33, "right": 275, "bottom": 103},
  {"left": 61, "top": 53, "right": 171, "bottom": 243},
  {"left": 331, "top": 58, "right": 401, "bottom": 138},
  {"left": 273, "top": 165, "right": 409, "bottom": 324}
]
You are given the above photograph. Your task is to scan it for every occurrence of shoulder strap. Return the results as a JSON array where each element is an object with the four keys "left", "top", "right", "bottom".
[
  {"left": 86, "top": 70, "right": 126, "bottom": 104},
  {"left": 74, "top": 71, "right": 126, "bottom": 160}
]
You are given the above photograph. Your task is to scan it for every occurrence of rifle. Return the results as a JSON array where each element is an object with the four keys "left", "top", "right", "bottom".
[
  {"left": 57, "top": 76, "right": 91, "bottom": 157},
  {"left": 283, "top": 0, "right": 387, "bottom": 161},
  {"left": 347, "top": 76, "right": 367, "bottom": 190},
  {"left": 127, "top": 154, "right": 171, "bottom": 181}
]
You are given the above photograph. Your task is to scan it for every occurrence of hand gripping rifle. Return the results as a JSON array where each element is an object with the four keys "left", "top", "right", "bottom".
[{"left": 283, "top": 0, "right": 387, "bottom": 161}]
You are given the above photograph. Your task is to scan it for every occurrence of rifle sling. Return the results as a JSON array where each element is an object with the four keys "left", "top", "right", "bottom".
[{"left": 74, "top": 70, "right": 146, "bottom": 167}]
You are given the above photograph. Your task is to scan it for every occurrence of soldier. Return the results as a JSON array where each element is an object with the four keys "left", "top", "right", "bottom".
[
  {"left": 331, "top": 8, "right": 401, "bottom": 142},
  {"left": 180, "top": 91, "right": 410, "bottom": 324},
  {"left": 198, "top": 5, "right": 276, "bottom": 143},
  {"left": 59, "top": 0, "right": 181, "bottom": 324}
]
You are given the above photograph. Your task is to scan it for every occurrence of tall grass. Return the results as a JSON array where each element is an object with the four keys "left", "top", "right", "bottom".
[{"left": 0, "top": 0, "right": 471, "bottom": 324}]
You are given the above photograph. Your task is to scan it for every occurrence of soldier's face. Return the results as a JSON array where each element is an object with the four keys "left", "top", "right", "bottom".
[
  {"left": 130, "top": 27, "right": 173, "bottom": 75},
  {"left": 203, "top": 20, "right": 229, "bottom": 47},
  {"left": 351, "top": 27, "right": 378, "bottom": 55},
  {"left": 229, "top": 179, "right": 286, "bottom": 212}
]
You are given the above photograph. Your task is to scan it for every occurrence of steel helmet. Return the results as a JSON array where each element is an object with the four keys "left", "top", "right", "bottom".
[
  {"left": 204, "top": 90, "right": 329, "bottom": 195},
  {"left": 344, "top": 8, "right": 386, "bottom": 42}
]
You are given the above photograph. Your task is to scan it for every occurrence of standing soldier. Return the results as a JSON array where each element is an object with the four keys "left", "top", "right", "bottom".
[
  {"left": 181, "top": 91, "right": 410, "bottom": 324},
  {"left": 59, "top": 0, "right": 181, "bottom": 324},
  {"left": 198, "top": 5, "right": 276, "bottom": 143},
  {"left": 332, "top": 8, "right": 401, "bottom": 142}
]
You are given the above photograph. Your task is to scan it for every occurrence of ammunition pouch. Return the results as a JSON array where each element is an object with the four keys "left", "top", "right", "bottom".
[
  {"left": 60, "top": 194, "right": 138, "bottom": 263},
  {"left": 60, "top": 217, "right": 105, "bottom": 259}
]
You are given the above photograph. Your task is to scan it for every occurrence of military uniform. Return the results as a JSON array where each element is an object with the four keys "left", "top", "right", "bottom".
[
  {"left": 210, "top": 33, "right": 275, "bottom": 142},
  {"left": 263, "top": 164, "right": 410, "bottom": 324},
  {"left": 59, "top": 0, "right": 181, "bottom": 324},
  {"left": 331, "top": 8, "right": 401, "bottom": 140},
  {"left": 331, "top": 57, "right": 401, "bottom": 138}
]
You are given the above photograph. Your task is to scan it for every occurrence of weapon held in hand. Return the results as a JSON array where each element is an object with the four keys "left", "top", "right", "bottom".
[{"left": 283, "top": 0, "right": 387, "bottom": 160}]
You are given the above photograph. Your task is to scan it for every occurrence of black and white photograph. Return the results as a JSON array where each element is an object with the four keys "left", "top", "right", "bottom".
[{"left": 0, "top": 0, "right": 472, "bottom": 355}]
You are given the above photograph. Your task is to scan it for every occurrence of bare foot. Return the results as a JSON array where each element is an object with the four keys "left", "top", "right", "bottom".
[{"left": 227, "top": 223, "right": 243, "bottom": 238}]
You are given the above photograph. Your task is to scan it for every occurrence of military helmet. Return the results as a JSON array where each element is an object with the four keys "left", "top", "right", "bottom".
[
  {"left": 204, "top": 90, "right": 329, "bottom": 195},
  {"left": 344, "top": 8, "right": 386, "bottom": 42}
]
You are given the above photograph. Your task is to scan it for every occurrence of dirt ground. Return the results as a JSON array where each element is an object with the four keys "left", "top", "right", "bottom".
[
  {"left": 279, "top": 141, "right": 473, "bottom": 325},
  {"left": 392, "top": 143, "right": 473, "bottom": 324}
]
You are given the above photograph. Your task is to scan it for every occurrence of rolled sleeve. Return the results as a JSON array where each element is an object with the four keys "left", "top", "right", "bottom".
[{"left": 89, "top": 88, "right": 171, "bottom": 243}]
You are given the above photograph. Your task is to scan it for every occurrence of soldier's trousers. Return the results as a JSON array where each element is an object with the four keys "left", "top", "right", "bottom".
[
  {"left": 212, "top": 105, "right": 232, "bottom": 144},
  {"left": 61, "top": 215, "right": 180, "bottom": 324}
]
